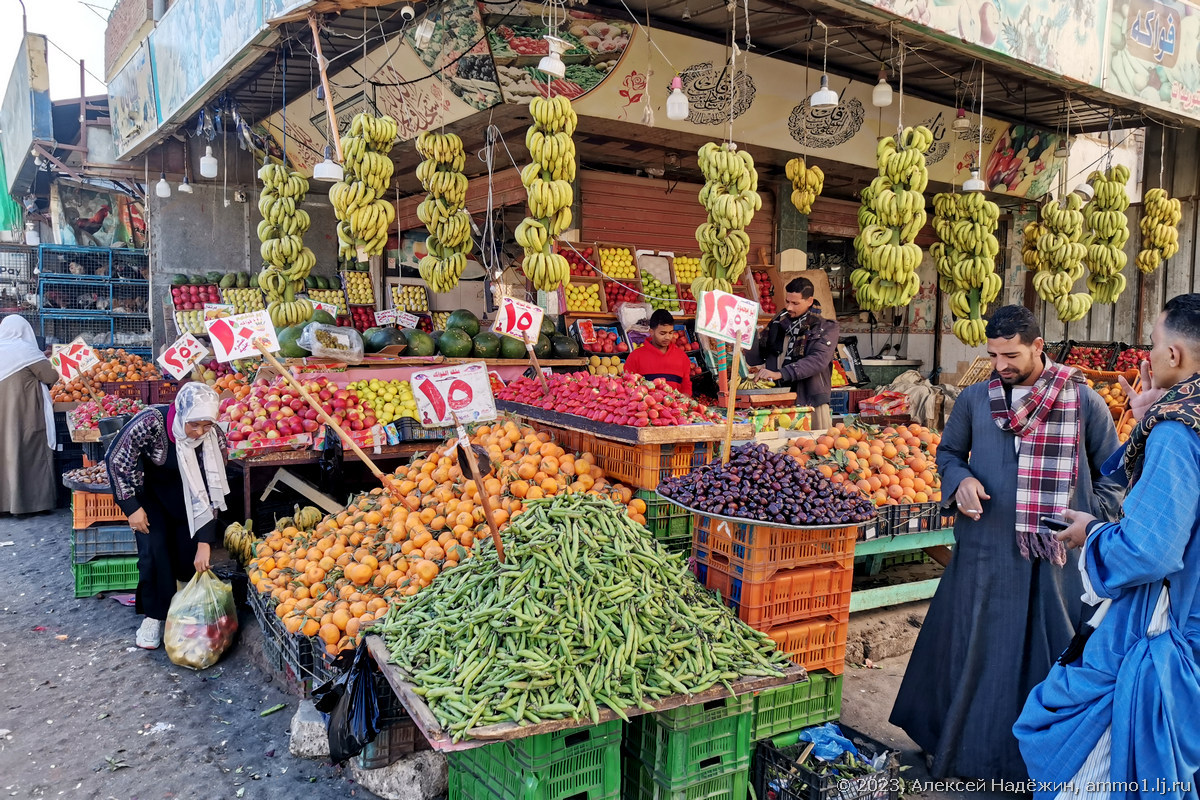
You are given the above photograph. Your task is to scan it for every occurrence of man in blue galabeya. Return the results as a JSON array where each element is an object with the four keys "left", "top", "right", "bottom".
[{"left": 1015, "top": 293, "right": 1200, "bottom": 798}]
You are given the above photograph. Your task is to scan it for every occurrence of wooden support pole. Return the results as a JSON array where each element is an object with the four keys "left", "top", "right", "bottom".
[
  {"left": 452, "top": 416, "right": 505, "bottom": 563},
  {"left": 722, "top": 344, "right": 742, "bottom": 464},
  {"left": 309, "top": 13, "right": 343, "bottom": 162}
]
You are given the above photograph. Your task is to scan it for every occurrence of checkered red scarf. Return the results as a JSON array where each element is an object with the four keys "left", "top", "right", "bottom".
[{"left": 988, "top": 360, "right": 1083, "bottom": 566}]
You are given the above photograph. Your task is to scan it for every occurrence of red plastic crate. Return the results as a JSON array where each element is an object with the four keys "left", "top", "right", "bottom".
[
  {"left": 72, "top": 490, "right": 127, "bottom": 529},
  {"left": 99, "top": 381, "right": 152, "bottom": 402},
  {"left": 693, "top": 513, "right": 857, "bottom": 582},
  {"left": 698, "top": 562, "right": 852, "bottom": 632},
  {"left": 766, "top": 617, "right": 849, "bottom": 675},
  {"left": 150, "top": 380, "right": 183, "bottom": 404}
]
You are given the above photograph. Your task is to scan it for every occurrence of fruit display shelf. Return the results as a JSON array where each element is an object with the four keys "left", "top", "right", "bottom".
[
  {"left": 495, "top": 399, "right": 752, "bottom": 444},
  {"left": 596, "top": 243, "right": 638, "bottom": 281},
  {"left": 340, "top": 270, "right": 376, "bottom": 306},
  {"left": 557, "top": 242, "right": 598, "bottom": 278},
  {"left": 390, "top": 283, "right": 431, "bottom": 313},
  {"left": 307, "top": 288, "right": 348, "bottom": 316},
  {"left": 221, "top": 287, "right": 266, "bottom": 314},
  {"left": 563, "top": 276, "right": 607, "bottom": 313}
]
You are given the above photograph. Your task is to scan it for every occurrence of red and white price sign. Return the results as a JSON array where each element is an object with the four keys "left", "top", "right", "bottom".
[
  {"left": 396, "top": 311, "right": 419, "bottom": 329},
  {"left": 157, "top": 333, "right": 210, "bottom": 380},
  {"left": 203, "top": 303, "right": 236, "bottom": 322},
  {"left": 50, "top": 337, "right": 99, "bottom": 381},
  {"left": 696, "top": 290, "right": 761, "bottom": 349},
  {"left": 492, "top": 296, "right": 544, "bottom": 342},
  {"left": 410, "top": 361, "right": 496, "bottom": 427},
  {"left": 206, "top": 310, "right": 280, "bottom": 362},
  {"left": 312, "top": 301, "right": 339, "bottom": 317},
  {"left": 374, "top": 309, "right": 397, "bottom": 326}
]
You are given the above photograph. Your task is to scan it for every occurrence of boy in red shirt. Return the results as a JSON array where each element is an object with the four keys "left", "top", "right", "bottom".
[{"left": 624, "top": 309, "right": 693, "bottom": 396}]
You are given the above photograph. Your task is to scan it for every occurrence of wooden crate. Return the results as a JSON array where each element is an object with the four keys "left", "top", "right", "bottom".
[{"left": 957, "top": 356, "right": 993, "bottom": 387}]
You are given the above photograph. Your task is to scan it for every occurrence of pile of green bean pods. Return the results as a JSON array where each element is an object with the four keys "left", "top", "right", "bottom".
[{"left": 376, "top": 493, "right": 790, "bottom": 740}]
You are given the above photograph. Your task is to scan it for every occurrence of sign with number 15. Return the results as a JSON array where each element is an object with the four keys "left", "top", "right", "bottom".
[
  {"left": 696, "top": 290, "right": 760, "bottom": 349},
  {"left": 410, "top": 361, "right": 496, "bottom": 427},
  {"left": 492, "top": 296, "right": 544, "bottom": 342},
  {"left": 157, "top": 333, "right": 210, "bottom": 380}
]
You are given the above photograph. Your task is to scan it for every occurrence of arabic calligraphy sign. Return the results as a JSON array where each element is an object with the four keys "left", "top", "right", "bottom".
[{"left": 1107, "top": 0, "right": 1200, "bottom": 121}]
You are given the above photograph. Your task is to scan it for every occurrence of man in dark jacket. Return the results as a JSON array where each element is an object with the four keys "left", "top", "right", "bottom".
[{"left": 751, "top": 276, "right": 839, "bottom": 430}]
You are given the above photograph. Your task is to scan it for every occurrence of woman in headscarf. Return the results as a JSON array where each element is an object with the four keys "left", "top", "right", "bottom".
[
  {"left": 106, "top": 382, "right": 230, "bottom": 649},
  {"left": 0, "top": 316, "right": 58, "bottom": 515}
]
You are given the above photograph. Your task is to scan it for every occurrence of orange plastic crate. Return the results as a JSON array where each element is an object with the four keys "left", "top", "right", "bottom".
[
  {"left": 72, "top": 490, "right": 127, "bottom": 529},
  {"left": 585, "top": 437, "right": 714, "bottom": 490},
  {"left": 698, "top": 562, "right": 852, "bottom": 632},
  {"left": 767, "top": 617, "right": 849, "bottom": 675},
  {"left": 693, "top": 513, "right": 857, "bottom": 582},
  {"left": 528, "top": 421, "right": 591, "bottom": 456}
]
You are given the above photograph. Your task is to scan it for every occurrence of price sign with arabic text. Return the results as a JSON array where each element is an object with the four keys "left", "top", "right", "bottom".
[
  {"left": 492, "top": 296, "right": 544, "bottom": 343},
  {"left": 206, "top": 310, "right": 280, "bottom": 362},
  {"left": 157, "top": 333, "right": 210, "bottom": 380},
  {"left": 410, "top": 361, "right": 496, "bottom": 427},
  {"left": 696, "top": 290, "right": 760, "bottom": 349},
  {"left": 50, "top": 338, "right": 99, "bottom": 381},
  {"left": 312, "top": 301, "right": 339, "bottom": 317},
  {"left": 203, "top": 303, "right": 236, "bottom": 322},
  {"left": 374, "top": 309, "right": 397, "bottom": 326},
  {"left": 396, "top": 311, "right": 419, "bottom": 329}
]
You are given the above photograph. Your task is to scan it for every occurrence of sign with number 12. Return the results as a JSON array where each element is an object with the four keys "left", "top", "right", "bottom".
[
  {"left": 410, "top": 361, "right": 496, "bottom": 427},
  {"left": 696, "top": 290, "right": 760, "bottom": 349},
  {"left": 492, "top": 296, "right": 544, "bottom": 342},
  {"left": 157, "top": 333, "right": 210, "bottom": 380}
]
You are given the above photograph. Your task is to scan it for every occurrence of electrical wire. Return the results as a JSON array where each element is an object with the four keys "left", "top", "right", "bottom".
[{"left": 44, "top": 37, "right": 107, "bottom": 86}]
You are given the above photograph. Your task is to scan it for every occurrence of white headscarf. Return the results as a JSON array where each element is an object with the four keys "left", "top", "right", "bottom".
[
  {"left": 0, "top": 316, "right": 55, "bottom": 450},
  {"left": 171, "top": 382, "right": 229, "bottom": 538}
]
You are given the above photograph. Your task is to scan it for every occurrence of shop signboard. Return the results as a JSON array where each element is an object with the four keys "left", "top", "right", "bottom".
[
  {"left": 1106, "top": 0, "right": 1200, "bottom": 121},
  {"left": 1, "top": 35, "right": 52, "bottom": 195},
  {"left": 107, "top": 42, "right": 159, "bottom": 156}
]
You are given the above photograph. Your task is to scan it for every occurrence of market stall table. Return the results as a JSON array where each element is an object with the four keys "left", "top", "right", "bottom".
[{"left": 363, "top": 635, "right": 806, "bottom": 752}]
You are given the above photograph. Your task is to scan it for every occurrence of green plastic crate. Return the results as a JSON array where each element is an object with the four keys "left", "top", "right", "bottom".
[
  {"left": 506, "top": 720, "right": 623, "bottom": 770},
  {"left": 72, "top": 554, "right": 139, "bottom": 597},
  {"left": 626, "top": 708, "right": 752, "bottom": 789},
  {"left": 658, "top": 534, "right": 692, "bottom": 557},
  {"left": 637, "top": 490, "right": 693, "bottom": 541},
  {"left": 622, "top": 751, "right": 749, "bottom": 800},
  {"left": 652, "top": 694, "right": 754, "bottom": 731},
  {"left": 449, "top": 734, "right": 620, "bottom": 800},
  {"left": 751, "top": 673, "right": 843, "bottom": 741}
]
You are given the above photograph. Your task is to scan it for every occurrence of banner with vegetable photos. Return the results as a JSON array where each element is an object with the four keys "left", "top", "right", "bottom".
[{"left": 1106, "top": 0, "right": 1200, "bottom": 122}]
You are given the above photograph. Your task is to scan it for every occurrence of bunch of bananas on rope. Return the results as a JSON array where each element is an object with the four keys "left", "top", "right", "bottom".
[
  {"left": 256, "top": 161, "right": 315, "bottom": 328},
  {"left": 1083, "top": 166, "right": 1131, "bottom": 305},
  {"left": 414, "top": 131, "right": 474, "bottom": 293},
  {"left": 330, "top": 112, "right": 397, "bottom": 262},
  {"left": 1136, "top": 187, "right": 1182, "bottom": 274},
  {"left": 785, "top": 156, "right": 824, "bottom": 214},
  {"left": 1032, "top": 194, "right": 1091, "bottom": 322},
  {"left": 515, "top": 95, "right": 578, "bottom": 291},
  {"left": 931, "top": 192, "right": 1003, "bottom": 346},
  {"left": 850, "top": 127, "right": 933, "bottom": 311},
  {"left": 692, "top": 141, "right": 760, "bottom": 298}
]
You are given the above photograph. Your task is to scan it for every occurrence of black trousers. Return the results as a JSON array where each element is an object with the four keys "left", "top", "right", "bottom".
[{"left": 134, "top": 496, "right": 205, "bottom": 620}]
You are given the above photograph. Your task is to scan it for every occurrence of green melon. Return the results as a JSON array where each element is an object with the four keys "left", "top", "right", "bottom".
[
  {"left": 445, "top": 309, "right": 481, "bottom": 338},
  {"left": 236, "top": 272, "right": 250, "bottom": 288},
  {"left": 278, "top": 324, "right": 311, "bottom": 358},
  {"left": 540, "top": 315, "right": 557, "bottom": 338},
  {"left": 438, "top": 328, "right": 474, "bottom": 358},
  {"left": 499, "top": 335, "right": 527, "bottom": 360},
  {"left": 472, "top": 331, "right": 502, "bottom": 358},
  {"left": 364, "top": 327, "right": 408, "bottom": 354},
  {"left": 403, "top": 329, "right": 437, "bottom": 357},
  {"left": 534, "top": 334, "right": 552, "bottom": 358},
  {"left": 171, "top": 274, "right": 188, "bottom": 286},
  {"left": 310, "top": 309, "right": 337, "bottom": 326},
  {"left": 305, "top": 276, "right": 319, "bottom": 289},
  {"left": 551, "top": 335, "right": 581, "bottom": 358}
]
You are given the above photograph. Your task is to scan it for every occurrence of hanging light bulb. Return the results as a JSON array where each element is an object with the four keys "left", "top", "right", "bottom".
[
  {"left": 538, "top": 35, "right": 569, "bottom": 79},
  {"left": 178, "top": 140, "right": 193, "bottom": 192},
  {"left": 810, "top": 21, "right": 838, "bottom": 108},
  {"left": 871, "top": 66, "right": 892, "bottom": 108},
  {"left": 178, "top": 176, "right": 193, "bottom": 193},
  {"left": 952, "top": 108, "right": 970, "bottom": 131},
  {"left": 413, "top": 18, "right": 435, "bottom": 49},
  {"left": 1073, "top": 179, "right": 1095, "bottom": 201},
  {"left": 666, "top": 76, "right": 689, "bottom": 121},
  {"left": 313, "top": 145, "right": 344, "bottom": 181},
  {"left": 155, "top": 171, "right": 172, "bottom": 198},
  {"left": 963, "top": 168, "right": 986, "bottom": 192},
  {"left": 1054, "top": 138, "right": 1072, "bottom": 158},
  {"left": 199, "top": 145, "right": 218, "bottom": 178}
]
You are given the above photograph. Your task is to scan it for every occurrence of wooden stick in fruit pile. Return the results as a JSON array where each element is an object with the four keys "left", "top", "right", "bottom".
[{"left": 450, "top": 413, "right": 505, "bottom": 563}]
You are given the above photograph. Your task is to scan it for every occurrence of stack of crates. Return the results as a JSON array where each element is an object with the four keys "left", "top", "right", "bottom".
[
  {"left": 622, "top": 695, "right": 754, "bottom": 800},
  {"left": 70, "top": 488, "right": 138, "bottom": 598},
  {"left": 448, "top": 721, "right": 622, "bottom": 800},
  {"left": 636, "top": 490, "right": 693, "bottom": 556}
]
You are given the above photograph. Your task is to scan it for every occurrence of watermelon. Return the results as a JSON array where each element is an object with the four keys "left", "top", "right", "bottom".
[
  {"left": 236, "top": 272, "right": 250, "bottom": 288},
  {"left": 305, "top": 276, "right": 319, "bottom": 289},
  {"left": 499, "top": 335, "right": 527, "bottom": 360},
  {"left": 551, "top": 335, "right": 581, "bottom": 358},
  {"left": 170, "top": 274, "right": 188, "bottom": 286},
  {"left": 206, "top": 271, "right": 223, "bottom": 284},
  {"left": 403, "top": 329, "right": 437, "bottom": 357},
  {"left": 534, "top": 334, "right": 552, "bottom": 358},
  {"left": 472, "top": 331, "right": 502, "bottom": 358},
  {"left": 278, "top": 324, "right": 311, "bottom": 358},
  {"left": 438, "top": 328, "right": 474, "bottom": 358},
  {"left": 446, "top": 309, "right": 481, "bottom": 338},
  {"left": 311, "top": 309, "right": 337, "bottom": 326},
  {"left": 315, "top": 275, "right": 329, "bottom": 290},
  {"left": 219, "top": 273, "right": 237, "bottom": 288},
  {"left": 540, "top": 316, "right": 557, "bottom": 338},
  {"left": 364, "top": 327, "right": 408, "bottom": 353}
]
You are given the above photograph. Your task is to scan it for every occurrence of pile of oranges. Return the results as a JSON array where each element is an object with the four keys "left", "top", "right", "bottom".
[
  {"left": 1117, "top": 413, "right": 1136, "bottom": 443},
  {"left": 787, "top": 421, "right": 942, "bottom": 506},
  {"left": 50, "top": 349, "right": 160, "bottom": 401},
  {"left": 210, "top": 372, "right": 251, "bottom": 399},
  {"left": 249, "top": 420, "right": 643, "bottom": 657},
  {"left": 1087, "top": 377, "right": 1129, "bottom": 417}
]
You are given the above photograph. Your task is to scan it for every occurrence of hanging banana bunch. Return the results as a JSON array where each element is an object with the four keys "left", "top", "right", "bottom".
[
  {"left": 514, "top": 94, "right": 577, "bottom": 292},
  {"left": 329, "top": 112, "right": 398, "bottom": 263},
  {"left": 257, "top": 161, "right": 316, "bottom": 328},
  {"left": 932, "top": 192, "right": 1002, "bottom": 346},
  {"left": 414, "top": 132, "right": 473, "bottom": 293},
  {"left": 785, "top": 157, "right": 824, "bottom": 214},
  {"left": 1034, "top": 194, "right": 1091, "bottom": 322},
  {"left": 850, "top": 126, "right": 933, "bottom": 311},
  {"left": 1136, "top": 187, "right": 1182, "bottom": 274},
  {"left": 1083, "top": 166, "right": 1131, "bottom": 305},
  {"left": 693, "top": 142, "right": 759, "bottom": 298}
]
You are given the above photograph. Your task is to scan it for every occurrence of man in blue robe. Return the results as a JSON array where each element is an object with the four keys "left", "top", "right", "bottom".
[{"left": 1015, "top": 293, "right": 1200, "bottom": 798}]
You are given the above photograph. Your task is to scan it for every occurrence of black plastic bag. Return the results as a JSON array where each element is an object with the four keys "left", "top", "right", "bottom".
[
  {"left": 319, "top": 423, "right": 344, "bottom": 494},
  {"left": 313, "top": 646, "right": 380, "bottom": 763}
]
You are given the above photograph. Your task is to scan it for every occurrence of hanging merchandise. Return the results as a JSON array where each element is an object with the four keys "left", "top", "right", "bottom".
[
  {"left": 692, "top": 142, "right": 759, "bottom": 296},
  {"left": 414, "top": 131, "right": 473, "bottom": 293},
  {"left": 1034, "top": 195, "right": 1091, "bottom": 322},
  {"left": 514, "top": 94, "right": 578, "bottom": 291},
  {"left": 785, "top": 157, "right": 824, "bottom": 214},
  {"left": 1137, "top": 193, "right": 1182, "bottom": 275},
  {"left": 257, "top": 162, "right": 316, "bottom": 328},
  {"left": 1083, "top": 166, "right": 1131, "bottom": 304},
  {"left": 931, "top": 192, "right": 1002, "bottom": 346},
  {"left": 329, "top": 113, "right": 398, "bottom": 261},
  {"left": 850, "top": 126, "right": 932, "bottom": 311}
]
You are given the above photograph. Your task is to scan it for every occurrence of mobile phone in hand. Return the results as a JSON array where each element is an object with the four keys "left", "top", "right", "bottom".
[{"left": 1041, "top": 516, "right": 1070, "bottom": 532}]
